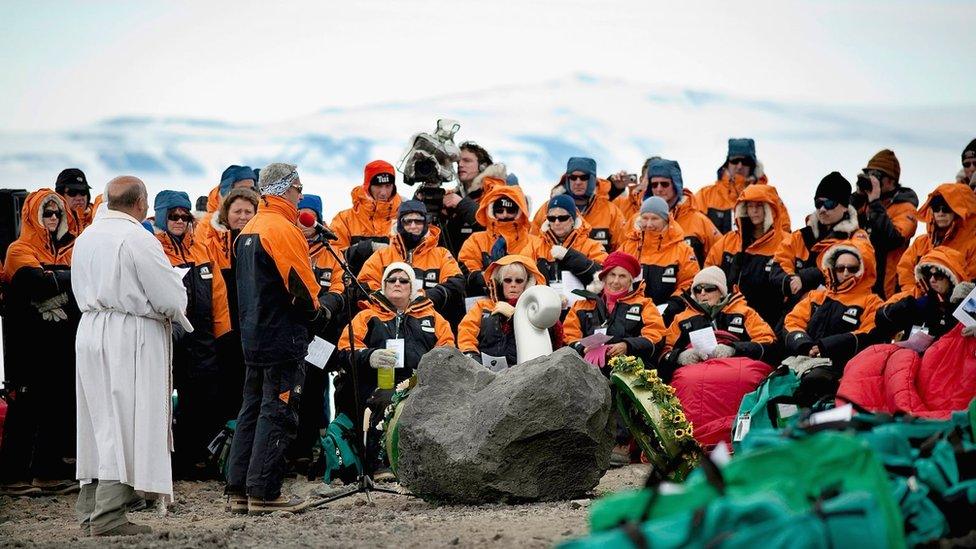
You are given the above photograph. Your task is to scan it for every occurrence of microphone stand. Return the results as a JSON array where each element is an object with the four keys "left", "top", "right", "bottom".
[{"left": 306, "top": 233, "right": 403, "bottom": 508}]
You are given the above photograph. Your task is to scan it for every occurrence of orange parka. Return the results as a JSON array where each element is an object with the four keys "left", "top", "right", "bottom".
[
  {"left": 692, "top": 171, "right": 791, "bottom": 235},
  {"left": 896, "top": 183, "right": 976, "bottom": 290},
  {"left": 330, "top": 185, "right": 403, "bottom": 252},
  {"left": 531, "top": 178, "right": 627, "bottom": 251},
  {"left": 536, "top": 215, "right": 608, "bottom": 285}
]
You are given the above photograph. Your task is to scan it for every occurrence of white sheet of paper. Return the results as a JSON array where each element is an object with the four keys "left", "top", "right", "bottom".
[
  {"left": 656, "top": 303, "right": 668, "bottom": 315},
  {"left": 689, "top": 327, "right": 718, "bottom": 355},
  {"left": 481, "top": 354, "right": 509, "bottom": 372},
  {"left": 952, "top": 286, "right": 976, "bottom": 327},
  {"left": 808, "top": 403, "right": 853, "bottom": 426},
  {"left": 386, "top": 339, "right": 406, "bottom": 369},
  {"left": 304, "top": 336, "right": 335, "bottom": 370},
  {"left": 579, "top": 332, "right": 613, "bottom": 348},
  {"left": 560, "top": 271, "right": 586, "bottom": 306},
  {"left": 465, "top": 296, "right": 484, "bottom": 313}
]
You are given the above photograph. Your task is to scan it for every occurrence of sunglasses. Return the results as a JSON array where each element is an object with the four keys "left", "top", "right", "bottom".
[
  {"left": 547, "top": 214, "right": 572, "bottom": 223},
  {"left": 290, "top": 183, "right": 303, "bottom": 193},
  {"left": 930, "top": 204, "right": 953, "bottom": 214},
  {"left": 833, "top": 265, "right": 859, "bottom": 274},
  {"left": 168, "top": 214, "right": 193, "bottom": 222},
  {"left": 64, "top": 188, "right": 87, "bottom": 197},
  {"left": 964, "top": 160, "right": 976, "bottom": 169},
  {"left": 815, "top": 197, "right": 839, "bottom": 211},
  {"left": 385, "top": 277, "right": 411, "bottom": 285},
  {"left": 650, "top": 181, "right": 671, "bottom": 189},
  {"left": 728, "top": 157, "right": 754, "bottom": 166},
  {"left": 401, "top": 218, "right": 425, "bottom": 226},
  {"left": 567, "top": 174, "right": 589, "bottom": 182},
  {"left": 692, "top": 285, "right": 719, "bottom": 294},
  {"left": 923, "top": 269, "right": 948, "bottom": 280},
  {"left": 503, "top": 277, "right": 526, "bottom": 285},
  {"left": 494, "top": 206, "right": 519, "bottom": 215},
  {"left": 42, "top": 210, "right": 62, "bottom": 219}
]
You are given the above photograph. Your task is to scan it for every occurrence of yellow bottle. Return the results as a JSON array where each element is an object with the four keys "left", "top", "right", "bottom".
[{"left": 377, "top": 366, "right": 395, "bottom": 390}]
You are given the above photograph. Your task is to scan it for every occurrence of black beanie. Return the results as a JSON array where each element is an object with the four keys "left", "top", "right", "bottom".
[
  {"left": 397, "top": 199, "right": 428, "bottom": 250},
  {"left": 963, "top": 138, "right": 976, "bottom": 161},
  {"left": 815, "top": 172, "right": 852, "bottom": 207}
]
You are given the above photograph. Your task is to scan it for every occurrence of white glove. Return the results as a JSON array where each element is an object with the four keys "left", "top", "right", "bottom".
[
  {"left": 41, "top": 308, "right": 69, "bottom": 322},
  {"left": 963, "top": 326, "right": 976, "bottom": 338},
  {"left": 710, "top": 344, "right": 735, "bottom": 358},
  {"left": 371, "top": 242, "right": 389, "bottom": 252},
  {"left": 369, "top": 349, "right": 398, "bottom": 369},
  {"left": 677, "top": 348, "right": 707, "bottom": 366},
  {"left": 492, "top": 302, "right": 516, "bottom": 318},
  {"left": 34, "top": 292, "right": 69, "bottom": 313},
  {"left": 950, "top": 281, "right": 975, "bottom": 304},
  {"left": 551, "top": 245, "right": 568, "bottom": 260}
]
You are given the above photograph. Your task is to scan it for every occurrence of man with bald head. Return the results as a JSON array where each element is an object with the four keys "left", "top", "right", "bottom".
[{"left": 72, "top": 176, "right": 193, "bottom": 536}]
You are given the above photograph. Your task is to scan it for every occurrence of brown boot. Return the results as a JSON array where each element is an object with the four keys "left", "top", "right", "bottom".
[
  {"left": 32, "top": 479, "right": 81, "bottom": 495},
  {"left": 93, "top": 522, "right": 152, "bottom": 536},
  {"left": 225, "top": 493, "right": 248, "bottom": 514},
  {"left": 247, "top": 494, "right": 308, "bottom": 515}
]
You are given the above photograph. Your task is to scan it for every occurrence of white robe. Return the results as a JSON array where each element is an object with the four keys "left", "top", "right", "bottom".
[{"left": 72, "top": 209, "right": 193, "bottom": 498}]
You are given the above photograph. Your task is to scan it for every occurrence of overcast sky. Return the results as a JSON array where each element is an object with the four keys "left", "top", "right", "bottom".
[{"left": 1, "top": 0, "right": 973, "bottom": 132}]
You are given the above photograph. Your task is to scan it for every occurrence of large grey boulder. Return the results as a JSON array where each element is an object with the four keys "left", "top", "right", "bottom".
[{"left": 395, "top": 346, "right": 613, "bottom": 503}]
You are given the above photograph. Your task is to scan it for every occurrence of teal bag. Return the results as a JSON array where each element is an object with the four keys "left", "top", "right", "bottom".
[
  {"left": 319, "top": 413, "right": 363, "bottom": 484},
  {"left": 731, "top": 366, "right": 800, "bottom": 450}
]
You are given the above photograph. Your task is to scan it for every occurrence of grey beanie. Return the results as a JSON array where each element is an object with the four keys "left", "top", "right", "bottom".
[{"left": 640, "top": 196, "right": 670, "bottom": 220}]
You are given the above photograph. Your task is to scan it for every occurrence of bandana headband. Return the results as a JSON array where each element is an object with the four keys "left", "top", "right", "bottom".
[{"left": 260, "top": 170, "right": 298, "bottom": 197}]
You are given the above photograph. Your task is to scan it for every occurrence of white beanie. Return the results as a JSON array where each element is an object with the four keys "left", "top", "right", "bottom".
[
  {"left": 382, "top": 262, "right": 421, "bottom": 300},
  {"left": 692, "top": 266, "right": 728, "bottom": 296}
]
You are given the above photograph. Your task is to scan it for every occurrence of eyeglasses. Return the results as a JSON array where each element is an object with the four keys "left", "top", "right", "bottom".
[
  {"left": 494, "top": 206, "right": 519, "bottom": 215},
  {"left": 547, "top": 214, "right": 571, "bottom": 223},
  {"left": 567, "top": 174, "right": 589, "bottom": 182},
  {"left": 42, "top": 210, "right": 62, "bottom": 219},
  {"left": 728, "top": 157, "right": 753, "bottom": 166},
  {"left": 833, "top": 265, "right": 859, "bottom": 274},
  {"left": 290, "top": 183, "right": 303, "bottom": 193},
  {"left": 401, "top": 218, "right": 425, "bottom": 226},
  {"left": 692, "top": 285, "right": 719, "bottom": 294},
  {"left": 168, "top": 214, "right": 193, "bottom": 222},
  {"left": 815, "top": 197, "right": 839, "bottom": 211},
  {"left": 964, "top": 161, "right": 976, "bottom": 169},
  {"left": 385, "top": 277, "right": 411, "bottom": 285},
  {"left": 64, "top": 188, "right": 86, "bottom": 197},
  {"left": 502, "top": 277, "right": 526, "bottom": 285},
  {"left": 650, "top": 181, "right": 671, "bottom": 189}
]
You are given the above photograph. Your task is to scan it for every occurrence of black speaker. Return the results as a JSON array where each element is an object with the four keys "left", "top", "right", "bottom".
[{"left": 0, "top": 189, "right": 28, "bottom": 262}]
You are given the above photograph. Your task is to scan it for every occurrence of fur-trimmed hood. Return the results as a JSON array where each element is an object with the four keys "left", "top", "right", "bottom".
[
  {"left": 820, "top": 239, "right": 876, "bottom": 295},
  {"left": 463, "top": 163, "right": 508, "bottom": 198},
  {"left": 805, "top": 205, "right": 860, "bottom": 239},
  {"left": 913, "top": 246, "right": 965, "bottom": 292}
]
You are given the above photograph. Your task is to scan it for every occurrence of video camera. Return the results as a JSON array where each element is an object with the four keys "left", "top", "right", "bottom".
[{"left": 398, "top": 119, "right": 462, "bottom": 223}]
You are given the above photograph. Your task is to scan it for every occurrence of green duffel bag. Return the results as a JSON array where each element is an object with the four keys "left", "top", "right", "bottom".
[
  {"left": 589, "top": 432, "right": 905, "bottom": 549},
  {"left": 731, "top": 366, "right": 800, "bottom": 451},
  {"left": 319, "top": 413, "right": 363, "bottom": 484},
  {"left": 564, "top": 490, "right": 890, "bottom": 549}
]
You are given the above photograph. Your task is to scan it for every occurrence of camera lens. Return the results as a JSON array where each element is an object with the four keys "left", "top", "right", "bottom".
[{"left": 414, "top": 159, "right": 436, "bottom": 178}]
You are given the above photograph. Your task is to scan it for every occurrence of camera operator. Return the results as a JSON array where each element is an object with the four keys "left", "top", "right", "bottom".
[
  {"left": 609, "top": 158, "right": 656, "bottom": 220},
  {"left": 439, "top": 141, "right": 497, "bottom": 257},
  {"left": 958, "top": 138, "right": 976, "bottom": 189},
  {"left": 851, "top": 149, "right": 919, "bottom": 298},
  {"left": 332, "top": 160, "right": 402, "bottom": 276}
]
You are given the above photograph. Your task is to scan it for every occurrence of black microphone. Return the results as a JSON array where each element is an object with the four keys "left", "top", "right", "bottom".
[{"left": 298, "top": 211, "right": 339, "bottom": 241}]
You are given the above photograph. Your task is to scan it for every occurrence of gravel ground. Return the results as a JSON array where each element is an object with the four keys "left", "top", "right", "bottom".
[{"left": 0, "top": 465, "right": 647, "bottom": 548}]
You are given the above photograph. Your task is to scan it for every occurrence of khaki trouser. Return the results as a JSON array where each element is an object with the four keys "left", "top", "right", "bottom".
[{"left": 75, "top": 480, "right": 133, "bottom": 535}]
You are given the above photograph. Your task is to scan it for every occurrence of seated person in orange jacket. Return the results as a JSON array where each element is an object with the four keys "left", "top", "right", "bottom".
[
  {"left": 705, "top": 184, "right": 789, "bottom": 327},
  {"left": 457, "top": 255, "right": 559, "bottom": 367},
  {"left": 458, "top": 184, "right": 546, "bottom": 298},
  {"left": 531, "top": 157, "right": 627, "bottom": 251},
  {"left": 692, "top": 138, "right": 790, "bottom": 234},
  {"left": 334, "top": 160, "right": 403, "bottom": 275},
  {"left": 874, "top": 247, "right": 971, "bottom": 343},
  {"left": 771, "top": 172, "right": 868, "bottom": 308},
  {"left": 644, "top": 158, "right": 720, "bottom": 266},
  {"left": 897, "top": 182, "right": 976, "bottom": 290},
  {"left": 359, "top": 200, "right": 466, "bottom": 327},
  {"left": 617, "top": 196, "right": 699, "bottom": 325},
  {"left": 536, "top": 195, "right": 607, "bottom": 289},
  {"left": 658, "top": 267, "right": 778, "bottom": 383},
  {"left": 563, "top": 252, "right": 667, "bottom": 369},
  {"left": 783, "top": 240, "right": 884, "bottom": 401}
]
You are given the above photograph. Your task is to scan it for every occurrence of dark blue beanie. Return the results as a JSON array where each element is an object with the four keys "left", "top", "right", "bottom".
[
  {"left": 644, "top": 158, "right": 684, "bottom": 201},
  {"left": 726, "top": 138, "right": 756, "bottom": 163},
  {"left": 153, "top": 190, "right": 192, "bottom": 231},
  {"left": 298, "top": 194, "right": 323, "bottom": 222},
  {"left": 220, "top": 165, "right": 258, "bottom": 196},
  {"left": 547, "top": 194, "right": 578, "bottom": 220},
  {"left": 564, "top": 157, "right": 597, "bottom": 198}
]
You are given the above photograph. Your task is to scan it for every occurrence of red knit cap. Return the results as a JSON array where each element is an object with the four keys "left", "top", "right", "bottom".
[
  {"left": 363, "top": 160, "right": 395, "bottom": 190},
  {"left": 599, "top": 251, "right": 641, "bottom": 280}
]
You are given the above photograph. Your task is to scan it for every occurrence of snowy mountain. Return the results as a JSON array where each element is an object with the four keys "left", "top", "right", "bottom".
[{"left": 1, "top": 74, "right": 973, "bottom": 225}]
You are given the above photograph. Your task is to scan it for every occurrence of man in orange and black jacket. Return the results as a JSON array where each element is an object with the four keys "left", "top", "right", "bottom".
[{"left": 224, "top": 163, "right": 325, "bottom": 515}]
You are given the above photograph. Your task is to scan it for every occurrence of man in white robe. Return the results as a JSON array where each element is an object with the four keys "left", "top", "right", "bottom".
[{"left": 72, "top": 176, "right": 193, "bottom": 536}]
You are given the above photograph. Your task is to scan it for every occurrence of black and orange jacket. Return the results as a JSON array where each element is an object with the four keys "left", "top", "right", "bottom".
[
  {"left": 861, "top": 186, "right": 918, "bottom": 299},
  {"left": 338, "top": 293, "right": 454, "bottom": 390},
  {"left": 659, "top": 292, "right": 778, "bottom": 379},
  {"left": 156, "top": 226, "right": 229, "bottom": 375},
  {"left": 536, "top": 216, "right": 607, "bottom": 286},
  {"left": 617, "top": 189, "right": 721, "bottom": 267},
  {"left": 563, "top": 281, "right": 667, "bottom": 367},
  {"left": 64, "top": 202, "right": 93, "bottom": 236},
  {"left": 783, "top": 239, "right": 884, "bottom": 367},
  {"left": 235, "top": 195, "right": 321, "bottom": 366},
  {"left": 531, "top": 178, "right": 627, "bottom": 251},
  {"left": 358, "top": 224, "right": 465, "bottom": 322},
  {"left": 704, "top": 184, "right": 790, "bottom": 326},
  {"left": 896, "top": 183, "right": 976, "bottom": 290},
  {"left": 771, "top": 206, "right": 868, "bottom": 303},
  {"left": 617, "top": 215, "right": 700, "bottom": 320},
  {"left": 875, "top": 246, "right": 965, "bottom": 342},
  {"left": 457, "top": 256, "right": 552, "bottom": 366},
  {"left": 458, "top": 185, "right": 547, "bottom": 297},
  {"left": 330, "top": 185, "right": 403, "bottom": 252},
  {"left": 692, "top": 171, "right": 791, "bottom": 235},
  {"left": 3, "top": 190, "right": 76, "bottom": 385}
]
